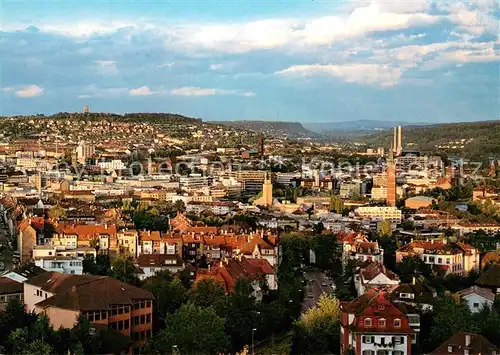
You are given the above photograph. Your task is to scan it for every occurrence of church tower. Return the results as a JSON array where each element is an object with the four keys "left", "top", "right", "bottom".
[
  {"left": 386, "top": 150, "right": 396, "bottom": 207},
  {"left": 262, "top": 171, "right": 273, "bottom": 207}
]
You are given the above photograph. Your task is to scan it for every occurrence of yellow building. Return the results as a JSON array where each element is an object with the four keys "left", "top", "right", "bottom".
[{"left": 253, "top": 172, "right": 273, "bottom": 207}]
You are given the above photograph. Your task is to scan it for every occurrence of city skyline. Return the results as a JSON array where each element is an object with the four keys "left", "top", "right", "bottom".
[{"left": 1, "top": 0, "right": 499, "bottom": 122}]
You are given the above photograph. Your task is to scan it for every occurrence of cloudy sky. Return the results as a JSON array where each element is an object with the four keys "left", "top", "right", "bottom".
[{"left": 1, "top": 0, "right": 499, "bottom": 123}]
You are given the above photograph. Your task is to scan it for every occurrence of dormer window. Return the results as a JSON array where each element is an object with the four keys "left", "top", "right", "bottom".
[
  {"left": 364, "top": 318, "right": 372, "bottom": 327},
  {"left": 378, "top": 318, "right": 386, "bottom": 327},
  {"left": 448, "top": 346, "right": 453, "bottom": 353},
  {"left": 394, "top": 319, "right": 401, "bottom": 327}
]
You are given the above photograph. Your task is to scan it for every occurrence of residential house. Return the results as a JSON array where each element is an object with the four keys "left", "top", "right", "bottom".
[
  {"left": 138, "top": 231, "right": 163, "bottom": 255},
  {"left": 458, "top": 286, "right": 495, "bottom": 313},
  {"left": 0, "top": 277, "right": 24, "bottom": 310},
  {"left": 339, "top": 233, "right": 384, "bottom": 266},
  {"left": 17, "top": 219, "right": 37, "bottom": 263},
  {"left": 475, "top": 266, "right": 500, "bottom": 294},
  {"left": 396, "top": 240, "right": 480, "bottom": 275},
  {"left": 25, "top": 272, "right": 153, "bottom": 352},
  {"left": 354, "top": 261, "right": 400, "bottom": 296},
  {"left": 51, "top": 223, "right": 118, "bottom": 252},
  {"left": 117, "top": 229, "right": 139, "bottom": 258},
  {"left": 388, "top": 280, "right": 437, "bottom": 311},
  {"left": 340, "top": 289, "right": 415, "bottom": 355},
  {"left": 193, "top": 256, "right": 276, "bottom": 301},
  {"left": 428, "top": 332, "right": 498, "bottom": 355},
  {"left": 34, "top": 256, "right": 83, "bottom": 275},
  {"left": 135, "top": 254, "right": 184, "bottom": 280}
]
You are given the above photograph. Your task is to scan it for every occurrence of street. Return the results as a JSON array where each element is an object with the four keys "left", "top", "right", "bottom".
[{"left": 301, "top": 269, "right": 336, "bottom": 311}]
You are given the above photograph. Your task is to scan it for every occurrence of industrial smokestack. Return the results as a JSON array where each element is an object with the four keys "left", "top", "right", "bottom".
[
  {"left": 393, "top": 127, "right": 397, "bottom": 153},
  {"left": 397, "top": 126, "right": 402, "bottom": 155}
]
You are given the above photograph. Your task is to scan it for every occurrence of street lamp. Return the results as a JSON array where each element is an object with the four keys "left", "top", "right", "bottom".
[{"left": 252, "top": 328, "right": 257, "bottom": 355}]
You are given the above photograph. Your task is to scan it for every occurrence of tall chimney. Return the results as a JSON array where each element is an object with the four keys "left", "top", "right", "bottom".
[
  {"left": 393, "top": 127, "right": 397, "bottom": 153},
  {"left": 397, "top": 126, "right": 402, "bottom": 155}
]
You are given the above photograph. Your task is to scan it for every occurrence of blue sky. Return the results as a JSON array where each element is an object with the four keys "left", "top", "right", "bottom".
[{"left": 1, "top": 0, "right": 499, "bottom": 123}]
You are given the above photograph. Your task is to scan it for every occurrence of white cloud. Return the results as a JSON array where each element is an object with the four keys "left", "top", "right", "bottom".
[
  {"left": 93, "top": 60, "right": 118, "bottom": 75},
  {"left": 169, "top": 86, "right": 255, "bottom": 97},
  {"left": 209, "top": 63, "right": 225, "bottom": 71},
  {"left": 158, "top": 61, "right": 175, "bottom": 68},
  {"left": 1, "top": 87, "right": 15, "bottom": 92},
  {"left": 77, "top": 85, "right": 127, "bottom": 98},
  {"left": 276, "top": 64, "right": 403, "bottom": 87},
  {"left": 129, "top": 86, "right": 154, "bottom": 96},
  {"left": 15, "top": 85, "right": 44, "bottom": 98}
]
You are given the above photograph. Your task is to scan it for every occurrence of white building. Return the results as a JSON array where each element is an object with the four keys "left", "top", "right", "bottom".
[
  {"left": 34, "top": 257, "right": 83, "bottom": 275},
  {"left": 458, "top": 286, "right": 495, "bottom": 313},
  {"left": 355, "top": 206, "right": 402, "bottom": 223}
]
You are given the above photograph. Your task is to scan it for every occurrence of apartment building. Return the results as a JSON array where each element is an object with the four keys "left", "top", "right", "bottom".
[
  {"left": 25, "top": 273, "right": 153, "bottom": 351},
  {"left": 355, "top": 206, "right": 402, "bottom": 223},
  {"left": 396, "top": 240, "right": 480, "bottom": 275}
]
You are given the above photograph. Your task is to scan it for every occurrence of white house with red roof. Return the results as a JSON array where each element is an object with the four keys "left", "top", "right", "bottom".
[{"left": 340, "top": 289, "right": 415, "bottom": 355}]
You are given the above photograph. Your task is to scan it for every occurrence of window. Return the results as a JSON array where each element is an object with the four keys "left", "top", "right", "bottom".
[
  {"left": 118, "top": 320, "right": 124, "bottom": 331},
  {"left": 364, "top": 318, "right": 372, "bottom": 327},
  {"left": 378, "top": 318, "right": 386, "bottom": 327},
  {"left": 88, "top": 313, "right": 94, "bottom": 322},
  {"left": 438, "top": 257, "right": 442, "bottom": 264},
  {"left": 134, "top": 316, "right": 140, "bottom": 325},
  {"left": 448, "top": 346, "right": 453, "bottom": 353},
  {"left": 393, "top": 351, "right": 403, "bottom": 355},
  {"left": 429, "top": 256, "right": 435, "bottom": 263},
  {"left": 394, "top": 319, "right": 401, "bottom": 327},
  {"left": 140, "top": 314, "right": 146, "bottom": 324},
  {"left": 146, "top": 300, "right": 151, "bottom": 308},
  {"left": 393, "top": 336, "right": 403, "bottom": 345},
  {"left": 362, "top": 351, "right": 375, "bottom": 355},
  {"left": 94, "top": 312, "right": 101, "bottom": 321},
  {"left": 473, "top": 303, "right": 480, "bottom": 308},
  {"left": 146, "top": 314, "right": 151, "bottom": 323},
  {"left": 124, "top": 319, "right": 129, "bottom": 329},
  {"left": 146, "top": 329, "right": 152, "bottom": 338},
  {"left": 102, "top": 311, "right": 107, "bottom": 319},
  {"left": 362, "top": 336, "right": 373, "bottom": 343}
]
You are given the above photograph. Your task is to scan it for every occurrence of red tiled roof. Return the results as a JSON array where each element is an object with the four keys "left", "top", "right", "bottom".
[
  {"left": 56, "top": 223, "right": 117, "bottom": 240},
  {"left": 139, "top": 230, "right": 162, "bottom": 241}
]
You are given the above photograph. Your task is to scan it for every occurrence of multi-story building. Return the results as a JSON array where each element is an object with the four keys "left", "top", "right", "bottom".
[
  {"left": 135, "top": 254, "right": 184, "bottom": 280},
  {"left": 340, "top": 234, "right": 384, "bottom": 265},
  {"left": 354, "top": 261, "right": 400, "bottom": 296},
  {"left": 34, "top": 257, "right": 83, "bottom": 275},
  {"left": 428, "top": 332, "right": 498, "bottom": 355},
  {"left": 340, "top": 289, "right": 415, "bottom": 355},
  {"left": 396, "top": 240, "right": 480, "bottom": 275},
  {"left": 355, "top": 206, "right": 402, "bottom": 223},
  {"left": 179, "top": 173, "right": 209, "bottom": 190},
  {"left": 117, "top": 229, "right": 139, "bottom": 258},
  {"left": 25, "top": 272, "right": 153, "bottom": 352}
]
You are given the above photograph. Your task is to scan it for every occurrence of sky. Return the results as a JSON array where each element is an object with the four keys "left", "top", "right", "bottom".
[{"left": 1, "top": 0, "right": 499, "bottom": 123}]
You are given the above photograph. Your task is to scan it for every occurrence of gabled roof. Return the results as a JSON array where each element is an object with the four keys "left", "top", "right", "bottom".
[
  {"left": 428, "top": 332, "right": 498, "bottom": 355},
  {"left": 341, "top": 289, "right": 409, "bottom": 321},
  {"left": 34, "top": 275, "right": 153, "bottom": 311},
  {"left": 358, "top": 261, "right": 399, "bottom": 282},
  {"left": 0, "top": 277, "right": 23, "bottom": 294},
  {"left": 388, "top": 282, "right": 436, "bottom": 304},
  {"left": 475, "top": 265, "right": 500, "bottom": 288},
  {"left": 458, "top": 286, "right": 495, "bottom": 302},
  {"left": 56, "top": 223, "right": 117, "bottom": 240}
]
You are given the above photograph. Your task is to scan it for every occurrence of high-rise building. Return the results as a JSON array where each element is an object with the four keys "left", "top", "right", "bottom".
[
  {"left": 386, "top": 150, "right": 396, "bottom": 207},
  {"left": 257, "top": 134, "right": 265, "bottom": 158}
]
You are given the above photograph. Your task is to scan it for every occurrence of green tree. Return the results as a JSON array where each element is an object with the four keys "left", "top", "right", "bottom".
[
  {"left": 292, "top": 294, "right": 341, "bottom": 354},
  {"left": 225, "top": 278, "right": 259, "bottom": 351},
  {"left": 189, "top": 278, "right": 227, "bottom": 316},
  {"left": 311, "top": 234, "right": 339, "bottom": 272},
  {"left": 329, "top": 195, "right": 343, "bottom": 213},
  {"left": 23, "top": 340, "right": 53, "bottom": 355},
  {"left": 146, "top": 302, "right": 230, "bottom": 355},
  {"left": 110, "top": 256, "right": 140, "bottom": 285},
  {"left": 396, "top": 256, "right": 432, "bottom": 283},
  {"left": 425, "top": 294, "right": 475, "bottom": 351},
  {"left": 378, "top": 220, "right": 392, "bottom": 237},
  {"left": 143, "top": 276, "right": 187, "bottom": 319},
  {"left": 48, "top": 205, "right": 67, "bottom": 220}
]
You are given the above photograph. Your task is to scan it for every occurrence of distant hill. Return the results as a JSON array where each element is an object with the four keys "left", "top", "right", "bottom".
[
  {"left": 361, "top": 120, "right": 500, "bottom": 160},
  {"left": 214, "top": 120, "right": 314, "bottom": 138},
  {"left": 304, "top": 120, "right": 430, "bottom": 134}
]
